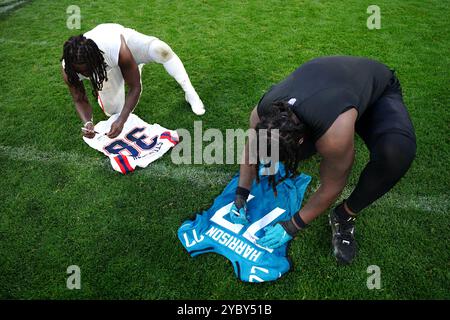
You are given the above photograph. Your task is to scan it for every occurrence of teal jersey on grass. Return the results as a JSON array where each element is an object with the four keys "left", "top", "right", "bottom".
[{"left": 178, "top": 165, "right": 311, "bottom": 282}]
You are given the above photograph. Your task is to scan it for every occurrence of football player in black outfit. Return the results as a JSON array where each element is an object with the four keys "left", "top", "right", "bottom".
[{"left": 229, "top": 56, "right": 416, "bottom": 264}]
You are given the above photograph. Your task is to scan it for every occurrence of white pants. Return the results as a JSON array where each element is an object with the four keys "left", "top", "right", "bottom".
[{"left": 97, "top": 28, "right": 194, "bottom": 116}]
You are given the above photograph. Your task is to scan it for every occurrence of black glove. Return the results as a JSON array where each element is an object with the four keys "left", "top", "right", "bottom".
[{"left": 229, "top": 187, "right": 250, "bottom": 225}]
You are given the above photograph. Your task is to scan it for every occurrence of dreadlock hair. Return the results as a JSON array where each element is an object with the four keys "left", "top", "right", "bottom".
[
  {"left": 61, "top": 35, "right": 108, "bottom": 97},
  {"left": 255, "top": 101, "right": 315, "bottom": 194}
]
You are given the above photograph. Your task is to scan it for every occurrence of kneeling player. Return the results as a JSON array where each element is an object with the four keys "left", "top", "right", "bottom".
[
  {"left": 229, "top": 56, "right": 416, "bottom": 264},
  {"left": 61, "top": 23, "right": 205, "bottom": 139}
]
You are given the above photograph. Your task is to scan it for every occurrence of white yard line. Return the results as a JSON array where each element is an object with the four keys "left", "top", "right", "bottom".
[
  {"left": 315, "top": 183, "right": 450, "bottom": 214},
  {"left": 0, "top": 144, "right": 233, "bottom": 186},
  {"left": 0, "top": 144, "right": 448, "bottom": 212},
  {"left": 0, "top": 0, "right": 22, "bottom": 4},
  {"left": 0, "top": 0, "right": 28, "bottom": 14},
  {"left": 381, "top": 194, "right": 450, "bottom": 214},
  {"left": 0, "top": 38, "right": 49, "bottom": 46}
]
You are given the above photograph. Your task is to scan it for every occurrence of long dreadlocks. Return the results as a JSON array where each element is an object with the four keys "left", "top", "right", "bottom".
[
  {"left": 61, "top": 35, "right": 108, "bottom": 97},
  {"left": 255, "top": 101, "right": 315, "bottom": 194}
]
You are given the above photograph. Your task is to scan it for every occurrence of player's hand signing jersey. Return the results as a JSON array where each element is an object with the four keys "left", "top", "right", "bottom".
[{"left": 83, "top": 114, "right": 178, "bottom": 174}]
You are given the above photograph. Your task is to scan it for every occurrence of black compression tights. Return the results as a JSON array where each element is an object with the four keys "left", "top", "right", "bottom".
[{"left": 346, "top": 133, "right": 416, "bottom": 214}]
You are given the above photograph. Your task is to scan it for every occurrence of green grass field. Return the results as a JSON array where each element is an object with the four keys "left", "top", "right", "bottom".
[{"left": 0, "top": 0, "right": 449, "bottom": 299}]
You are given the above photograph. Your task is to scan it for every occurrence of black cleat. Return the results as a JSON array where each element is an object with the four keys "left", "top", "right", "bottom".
[{"left": 329, "top": 208, "right": 357, "bottom": 265}]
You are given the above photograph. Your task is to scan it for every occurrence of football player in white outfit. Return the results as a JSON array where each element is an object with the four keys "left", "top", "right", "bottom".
[{"left": 61, "top": 23, "right": 205, "bottom": 139}]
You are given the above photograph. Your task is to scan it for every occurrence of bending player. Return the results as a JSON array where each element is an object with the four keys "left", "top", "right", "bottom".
[
  {"left": 61, "top": 23, "right": 205, "bottom": 139},
  {"left": 229, "top": 56, "right": 416, "bottom": 264}
]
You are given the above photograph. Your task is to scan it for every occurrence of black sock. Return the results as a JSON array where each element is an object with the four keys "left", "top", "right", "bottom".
[{"left": 335, "top": 202, "right": 356, "bottom": 222}]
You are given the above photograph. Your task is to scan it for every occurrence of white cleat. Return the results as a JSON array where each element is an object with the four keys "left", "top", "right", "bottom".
[{"left": 185, "top": 91, "right": 206, "bottom": 116}]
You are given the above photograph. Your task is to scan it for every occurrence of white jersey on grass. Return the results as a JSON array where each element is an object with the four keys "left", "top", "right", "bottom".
[{"left": 83, "top": 114, "right": 178, "bottom": 174}]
